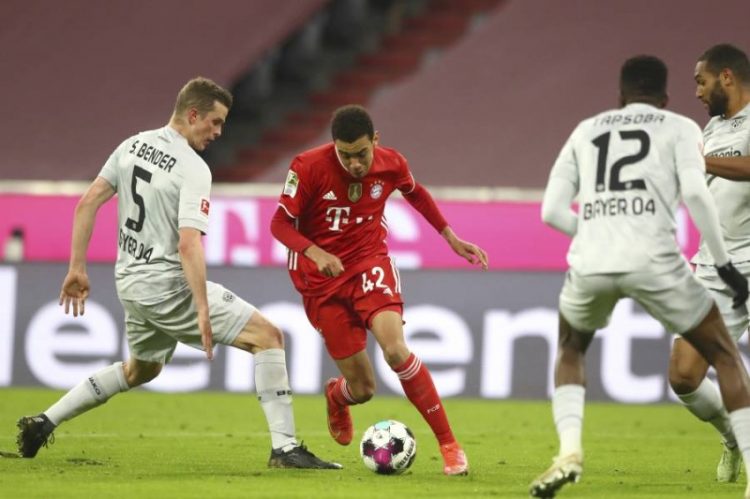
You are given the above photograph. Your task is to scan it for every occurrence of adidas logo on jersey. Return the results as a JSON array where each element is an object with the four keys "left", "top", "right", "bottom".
[{"left": 323, "top": 191, "right": 337, "bottom": 200}]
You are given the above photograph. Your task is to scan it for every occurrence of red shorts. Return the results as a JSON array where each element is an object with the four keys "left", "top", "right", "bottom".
[{"left": 303, "top": 255, "right": 404, "bottom": 360}]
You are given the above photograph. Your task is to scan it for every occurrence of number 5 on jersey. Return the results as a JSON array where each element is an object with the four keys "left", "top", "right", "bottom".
[{"left": 125, "top": 166, "right": 152, "bottom": 232}]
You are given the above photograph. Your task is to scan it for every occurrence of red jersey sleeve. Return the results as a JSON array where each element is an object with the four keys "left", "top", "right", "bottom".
[
  {"left": 270, "top": 206, "right": 314, "bottom": 253},
  {"left": 394, "top": 152, "right": 447, "bottom": 232},
  {"left": 403, "top": 182, "right": 448, "bottom": 233},
  {"left": 277, "top": 157, "right": 308, "bottom": 218},
  {"left": 393, "top": 151, "right": 416, "bottom": 193}
]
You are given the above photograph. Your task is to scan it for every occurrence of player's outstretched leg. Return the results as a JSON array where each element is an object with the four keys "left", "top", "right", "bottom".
[
  {"left": 16, "top": 414, "right": 56, "bottom": 458},
  {"left": 393, "top": 352, "right": 468, "bottom": 475},
  {"left": 670, "top": 338, "right": 742, "bottom": 482},
  {"left": 325, "top": 377, "right": 354, "bottom": 446},
  {"left": 268, "top": 443, "right": 342, "bottom": 469},
  {"left": 530, "top": 314, "right": 592, "bottom": 496},
  {"left": 16, "top": 361, "right": 132, "bottom": 457}
]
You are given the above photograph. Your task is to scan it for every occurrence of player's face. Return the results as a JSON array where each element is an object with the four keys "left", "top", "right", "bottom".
[
  {"left": 694, "top": 61, "right": 729, "bottom": 117},
  {"left": 186, "top": 101, "right": 229, "bottom": 151},
  {"left": 334, "top": 133, "right": 378, "bottom": 178}
]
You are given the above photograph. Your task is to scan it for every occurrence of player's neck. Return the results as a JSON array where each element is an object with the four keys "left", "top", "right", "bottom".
[
  {"left": 167, "top": 116, "right": 189, "bottom": 140},
  {"left": 724, "top": 90, "right": 750, "bottom": 119}
]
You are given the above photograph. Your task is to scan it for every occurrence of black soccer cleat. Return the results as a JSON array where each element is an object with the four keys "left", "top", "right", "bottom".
[
  {"left": 16, "top": 414, "right": 56, "bottom": 458},
  {"left": 267, "top": 443, "right": 342, "bottom": 469}
]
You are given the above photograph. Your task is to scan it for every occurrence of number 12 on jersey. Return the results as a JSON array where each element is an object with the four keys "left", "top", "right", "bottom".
[{"left": 584, "top": 129, "right": 655, "bottom": 219}]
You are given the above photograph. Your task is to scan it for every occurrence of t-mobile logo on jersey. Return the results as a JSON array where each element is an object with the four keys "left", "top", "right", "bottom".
[{"left": 326, "top": 206, "right": 351, "bottom": 231}]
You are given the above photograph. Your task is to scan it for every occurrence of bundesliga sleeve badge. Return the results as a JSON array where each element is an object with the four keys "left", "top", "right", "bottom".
[{"left": 284, "top": 171, "right": 299, "bottom": 198}]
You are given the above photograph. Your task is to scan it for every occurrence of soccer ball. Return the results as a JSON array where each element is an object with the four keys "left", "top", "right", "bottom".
[{"left": 360, "top": 419, "right": 417, "bottom": 474}]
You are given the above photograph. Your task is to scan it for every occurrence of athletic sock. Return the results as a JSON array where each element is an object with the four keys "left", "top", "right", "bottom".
[
  {"left": 553, "top": 384, "right": 585, "bottom": 458},
  {"left": 255, "top": 348, "right": 298, "bottom": 451},
  {"left": 729, "top": 407, "right": 750, "bottom": 477},
  {"left": 329, "top": 376, "right": 358, "bottom": 406},
  {"left": 44, "top": 362, "right": 130, "bottom": 426},
  {"left": 677, "top": 378, "right": 736, "bottom": 447},
  {"left": 394, "top": 353, "right": 455, "bottom": 446}
]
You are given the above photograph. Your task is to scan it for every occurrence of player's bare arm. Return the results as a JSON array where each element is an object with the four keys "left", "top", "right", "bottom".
[
  {"left": 705, "top": 155, "right": 750, "bottom": 180},
  {"left": 60, "top": 176, "right": 116, "bottom": 317},
  {"left": 441, "top": 226, "right": 489, "bottom": 270},
  {"left": 178, "top": 227, "right": 213, "bottom": 360},
  {"left": 304, "top": 244, "right": 345, "bottom": 277}
]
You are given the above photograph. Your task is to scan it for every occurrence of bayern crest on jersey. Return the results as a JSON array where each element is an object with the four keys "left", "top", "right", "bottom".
[{"left": 370, "top": 181, "right": 384, "bottom": 199}]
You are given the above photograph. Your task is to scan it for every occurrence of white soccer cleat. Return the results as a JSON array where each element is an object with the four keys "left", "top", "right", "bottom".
[
  {"left": 717, "top": 442, "right": 742, "bottom": 483},
  {"left": 529, "top": 452, "right": 583, "bottom": 498}
]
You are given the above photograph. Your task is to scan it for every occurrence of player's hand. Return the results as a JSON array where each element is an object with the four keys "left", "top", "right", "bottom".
[
  {"left": 198, "top": 312, "right": 213, "bottom": 360},
  {"left": 717, "top": 262, "right": 749, "bottom": 308},
  {"left": 59, "top": 270, "right": 90, "bottom": 317},
  {"left": 305, "top": 245, "right": 345, "bottom": 278},
  {"left": 449, "top": 238, "right": 489, "bottom": 270}
]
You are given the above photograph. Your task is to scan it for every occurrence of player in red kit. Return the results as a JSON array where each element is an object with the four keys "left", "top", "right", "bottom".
[{"left": 270, "top": 105, "right": 488, "bottom": 475}]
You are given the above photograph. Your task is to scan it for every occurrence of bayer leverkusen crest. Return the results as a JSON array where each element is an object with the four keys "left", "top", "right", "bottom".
[{"left": 348, "top": 183, "right": 362, "bottom": 202}]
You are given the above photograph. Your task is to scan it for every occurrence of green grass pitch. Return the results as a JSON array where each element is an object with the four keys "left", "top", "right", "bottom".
[{"left": 0, "top": 387, "right": 745, "bottom": 498}]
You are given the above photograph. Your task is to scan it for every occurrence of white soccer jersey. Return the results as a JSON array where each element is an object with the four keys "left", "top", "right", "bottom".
[
  {"left": 98, "top": 126, "right": 211, "bottom": 301},
  {"left": 692, "top": 103, "right": 750, "bottom": 265},
  {"left": 549, "top": 103, "right": 705, "bottom": 274}
]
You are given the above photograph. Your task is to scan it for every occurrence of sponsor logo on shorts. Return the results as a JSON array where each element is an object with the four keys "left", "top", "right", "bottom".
[
  {"left": 222, "top": 291, "right": 234, "bottom": 303},
  {"left": 200, "top": 198, "right": 210, "bottom": 216}
]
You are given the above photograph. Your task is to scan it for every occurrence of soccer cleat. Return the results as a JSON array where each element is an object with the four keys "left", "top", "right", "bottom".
[
  {"left": 717, "top": 441, "right": 742, "bottom": 483},
  {"left": 16, "top": 414, "right": 56, "bottom": 458},
  {"left": 267, "top": 443, "right": 342, "bottom": 469},
  {"left": 529, "top": 453, "right": 583, "bottom": 498},
  {"left": 440, "top": 441, "right": 469, "bottom": 476},
  {"left": 325, "top": 378, "right": 353, "bottom": 446}
]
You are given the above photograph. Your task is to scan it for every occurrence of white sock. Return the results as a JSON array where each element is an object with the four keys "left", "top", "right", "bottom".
[
  {"left": 255, "top": 348, "right": 297, "bottom": 451},
  {"left": 677, "top": 378, "right": 736, "bottom": 447},
  {"left": 44, "top": 362, "right": 130, "bottom": 426},
  {"left": 729, "top": 407, "right": 750, "bottom": 478},
  {"left": 553, "top": 384, "right": 585, "bottom": 458}
]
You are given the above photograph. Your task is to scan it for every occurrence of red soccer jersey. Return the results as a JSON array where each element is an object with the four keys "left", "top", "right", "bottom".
[{"left": 277, "top": 142, "right": 415, "bottom": 296}]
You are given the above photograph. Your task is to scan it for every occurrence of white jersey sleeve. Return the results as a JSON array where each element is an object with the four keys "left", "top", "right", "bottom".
[
  {"left": 542, "top": 133, "right": 579, "bottom": 237},
  {"left": 178, "top": 163, "right": 211, "bottom": 234}
]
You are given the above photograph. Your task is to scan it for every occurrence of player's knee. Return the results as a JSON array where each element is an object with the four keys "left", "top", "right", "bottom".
[
  {"left": 125, "top": 362, "right": 162, "bottom": 387},
  {"left": 668, "top": 359, "right": 703, "bottom": 394},
  {"left": 381, "top": 343, "right": 409, "bottom": 368},
  {"left": 259, "top": 324, "right": 285, "bottom": 349}
]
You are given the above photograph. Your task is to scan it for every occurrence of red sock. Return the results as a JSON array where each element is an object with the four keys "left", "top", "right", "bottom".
[
  {"left": 394, "top": 353, "right": 455, "bottom": 445},
  {"left": 329, "top": 376, "right": 358, "bottom": 406}
]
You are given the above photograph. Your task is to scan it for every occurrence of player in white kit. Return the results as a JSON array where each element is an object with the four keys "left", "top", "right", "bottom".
[
  {"left": 529, "top": 56, "right": 750, "bottom": 498},
  {"left": 16, "top": 77, "right": 341, "bottom": 470},
  {"left": 669, "top": 43, "right": 750, "bottom": 484}
]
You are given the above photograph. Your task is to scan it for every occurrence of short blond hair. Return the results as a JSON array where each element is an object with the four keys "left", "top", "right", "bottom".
[{"left": 174, "top": 77, "right": 233, "bottom": 116}]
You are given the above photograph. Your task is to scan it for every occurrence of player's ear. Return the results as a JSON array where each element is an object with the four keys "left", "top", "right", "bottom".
[
  {"left": 373, "top": 131, "right": 380, "bottom": 147},
  {"left": 188, "top": 108, "right": 199, "bottom": 125}
]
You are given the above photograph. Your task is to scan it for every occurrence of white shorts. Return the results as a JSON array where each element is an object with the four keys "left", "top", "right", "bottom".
[
  {"left": 694, "top": 262, "right": 750, "bottom": 341},
  {"left": 121, "top": 281, "right": 256, "bottom": 363},
  {"left": 560, "top": 259, "right": 714, "bottom": 334}
]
